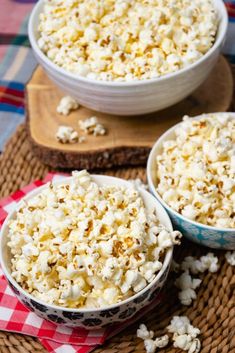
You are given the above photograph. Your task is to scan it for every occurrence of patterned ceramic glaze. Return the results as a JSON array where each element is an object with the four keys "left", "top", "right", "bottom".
[
  {"left": 28, "top": 0, "right": 228, "bottom": 116},
  {"left": 0, "top": 175, "right": 173, "bottom": 329},
  {"left": 147, "top": 113, "right": 235, "bottom": 250}
]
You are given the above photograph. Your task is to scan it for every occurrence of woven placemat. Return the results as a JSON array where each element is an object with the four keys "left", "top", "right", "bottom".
[{"left": 0, "top": 125, "right": 235, "bottom": 353}]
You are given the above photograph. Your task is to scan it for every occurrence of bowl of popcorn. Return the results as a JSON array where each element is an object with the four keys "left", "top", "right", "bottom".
[
  {"left": 28, "top": 0, "right": 227, "bottom": 116},
  {"left": 147, "top": 112, "right": 235, "bottom": 250},
  {"left": 0, "top": 171, "right": 181, "bottom": 328}
]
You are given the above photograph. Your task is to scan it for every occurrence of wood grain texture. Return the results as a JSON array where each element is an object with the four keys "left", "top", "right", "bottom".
[{"left": 26, "top": 56, "right": 233, "bottom": 169}]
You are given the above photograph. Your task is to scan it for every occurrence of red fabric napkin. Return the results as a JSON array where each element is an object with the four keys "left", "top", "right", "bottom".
[{"left": 0, "top": 173, "right": 162, "bottom": 353}]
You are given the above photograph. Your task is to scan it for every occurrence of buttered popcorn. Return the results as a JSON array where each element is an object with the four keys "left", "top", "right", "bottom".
[
  {"left": 37, "top": 0, "right": 217, "bottom": 81},
  {"left": 156, "top": 114, "right": 235, "bottom": 228},
  {"left": 57, "top": 96, "right": 79, "bottom": 116},
  {"left": 8, "top": 170, "right": 181, "bottom": 308}
]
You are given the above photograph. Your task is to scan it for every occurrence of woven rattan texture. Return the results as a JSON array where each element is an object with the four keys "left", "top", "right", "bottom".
[
  {"left": 1, "top": 62, "right": 235, "bottom": 350},
  {"left": 0, "top": 125, "right": 235, "bottom": 353}
]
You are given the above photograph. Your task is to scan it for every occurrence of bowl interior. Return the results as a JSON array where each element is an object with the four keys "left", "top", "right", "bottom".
[
  {"left": 28, "top": 0, "right": 228, "bottom": 87},
  {"left": 147, "top": 112, "right": 235, "bottom": 232},
  {"left": 0, "top": 174, "right": 173, "bottom": 312}
]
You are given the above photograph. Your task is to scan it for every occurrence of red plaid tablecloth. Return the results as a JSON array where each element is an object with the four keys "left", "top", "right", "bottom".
[{"left": 0, "top": 173, "right": 163, "bottom": 353}]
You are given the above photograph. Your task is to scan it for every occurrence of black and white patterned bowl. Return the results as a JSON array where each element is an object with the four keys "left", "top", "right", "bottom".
[{"left": 0, "top": 175, "right": 173, "bottom": 329}]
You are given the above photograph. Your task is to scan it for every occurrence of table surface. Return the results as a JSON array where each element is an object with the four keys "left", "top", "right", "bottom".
[{"left": 0, "top": 0, "right": 235, "bottom": 351}]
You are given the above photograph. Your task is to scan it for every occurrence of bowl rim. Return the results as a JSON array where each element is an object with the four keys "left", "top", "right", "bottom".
[
  {"left": 28, "top": 0, "right": 228, "bottom": 88},
  {"left": 0, "top": 174, "right": 173, "bottom": 313},
  {"left": 147, "top": 112, "right": 235, "bottom": 233}
]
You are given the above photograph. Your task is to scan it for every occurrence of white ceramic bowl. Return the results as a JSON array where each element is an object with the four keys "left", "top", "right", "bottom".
[
  {"left": 28, "top": 0, "right": 228, "bottom": 116},
  {"left": 0, "top": 175, "right": 173, "bottom": 329},
  {"left": 147, "top": 113, "right": 235, "bottom": 250}
]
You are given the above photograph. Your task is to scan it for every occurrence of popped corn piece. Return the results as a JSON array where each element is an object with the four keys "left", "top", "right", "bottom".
[
  {"left": 79, "top": 117, "right": 106, "bottom": 136},
  {"left": 167, "top": 316, "right": 200, "bottom": 338},
  {"left": 38, "top": 0, "right": 218, "bottom": 82},
  {"left": 181, "top": 253, "right": 219, "bottom": 274},
  {"left": 173, "top": 334, "right": 201, "bottom": 353},
  {"left": 167, "top": 316, "right": 191, "bottom": 335},
  {"left": 56, "top": 125, "right": 78, "bottom": 144},
  {"left": 8, "top": 170, "right": 179, "bottom": 308},
  {"left": 225, "top": 251, "right": 235, "bottom": 266},
  {"left": 181, "top": 256, "right": 207, "bottom": 274},
  {"left": 137, "top": 324, "right": 154, "bottom": 340},
  {"left": 158, "top": 230, "right": 182, "bottom": 248},
  {"left": 156, "top": 113, "right": 235, "bottom": 228},
  {"left": 144, "top": 339, "right": 157, "bottom": 353},
  {"left": 144, "top": 335, "right": 169, "bottom": 353},
  {"left": 22, "top": 243, "right": 39, "bottom": 257},
  {"left": 199, "top": 253, "right": 219, "bottom": 273},
  {"left": 56, "top": 96, "right": 79, "bottom": 116},
  {"left": 137, "top": 324, "right": 169, "bottom": 352},
  {"left": 155, "top": 334, "right": 169, "bottom": 348},
  {"left": 175, "top": 271, "right": 202, "bottom": 306}
]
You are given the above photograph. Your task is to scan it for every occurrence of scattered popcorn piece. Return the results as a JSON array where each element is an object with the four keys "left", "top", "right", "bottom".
[
  {"left": 199, "top": 253, "right": 219, "bottom": 273},
  {"left": 181, "top": 256, "right": 206, "bottom": 274},
  {"left": 156, "top": 113, "right": 235, "bottom": 228},
  {"left": 38, "top": 0, "right": 218, "bottom": 82},
  {"left": 137, "top": 324, "right": 169, "bottom": 352},
  {"left": 173, "top": 334, "right": 201, "bottom": 353},
  {"left": 175, "top": 271, "right": 202, "bottom": 306},
  {"left": 79, "top": 136, "right": 86, "bottom": 143},
  {"left": 79, "top": 117, "right": 106, "bottom": 136},
  {"left": 56, "top": 125, "right": 79, "bottom": 144},
  {"left": 8, "top": 170, "right": 180, "bottom": 308},
  {"left": 225, "top": 251, "right": 235, "bottom": 266},
  {"left": 144, "top": 335, "right": 169, "bottom": 353},
  {"left": 56, "top": 96, "right": 79, "bottom": 115},
  {"left": 167, "top": 316, "right": 201, "bottom": 352},
  {"left": 137, "top": 324, "right": 154, "bottom": 340},
  {"left": 144, "top": 339, "right": 157, "bottom": 353},
  {"left": 155, "top": 334, "right": 169, "bottom": 348},
  {"left": 181, "top": 253, "right": 219, "bottom": 274},
  {"left": 167, "top": 316, "right": 191, "bottom": 335}
]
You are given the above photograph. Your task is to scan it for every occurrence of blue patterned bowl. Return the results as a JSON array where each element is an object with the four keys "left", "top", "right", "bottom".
[
  {"left": 0, "top": 175, "right": 173, "bottom": 329},
  {"left": 147, "top": 113, "right": 235, "bottom": 250}
]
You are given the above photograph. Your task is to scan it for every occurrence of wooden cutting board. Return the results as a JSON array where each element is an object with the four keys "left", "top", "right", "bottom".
[{"left": 26, "top": 56, "right": 233, "bottom": 170}]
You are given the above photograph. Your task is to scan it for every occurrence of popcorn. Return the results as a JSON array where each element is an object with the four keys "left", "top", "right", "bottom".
[
  {"left": 156, "top": 114, "right": 235, "bottom": 228},
  {"left": 8, "top": 170, "right": 180, "bottom": 308},
  {"left": 38, "top": 0, "right": 218, "bottom": 82},
  {"left": 158, "top": 230, "right": 182, "bottom": 248},
  {"left": 56, "top": 96, "right": 79, "bottom": 116},
  {"left": 144, "top": 339, "right": 157, "bottom": 353},
  {"left": 137, "top": 324, "right": 169, "bottom": 353},
  {"left": 173, "top": 335, "right": 201, "bottom": 353},
  {"left": 137, "top": 324, "right": 154, "bottom": 340},
  {"left": 78, "top": 117, "right": 106, "bottom": 136},
  {"left": 144, "top": 336, "right": 169, "bottom": 353},
  {"left": 154, "top": 335, "right": 169, "bottom": 348},
  {"left": 167, "top": 316, "right": 201, "bottom": 353},
  {"left": 56, "top": 125, "right": 79, "bottom": 144},
  {"left": 167, "top": 316, "right": 191, "bottom": 336},
  {"left": 225, "top": 251, "right": 235, "bottom": 266},
  {"left": 175, "top": 271, "right": 202, "bottom": 306},
  {"left": 181, "top": 253, "right": 219, "bottom": 274},
  {"left": 199, "top": 253, "right": 219, "bottom": 273}
]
